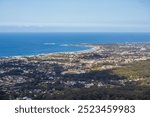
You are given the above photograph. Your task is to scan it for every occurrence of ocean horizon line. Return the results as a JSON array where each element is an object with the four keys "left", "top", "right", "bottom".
[{"left": 0, "top": 31, "right": 150, "bottom": 34}]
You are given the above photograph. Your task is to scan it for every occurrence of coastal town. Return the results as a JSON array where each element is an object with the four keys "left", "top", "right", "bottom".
[{"left": 0, "top": 43, "right": 150, "bottom": 100}]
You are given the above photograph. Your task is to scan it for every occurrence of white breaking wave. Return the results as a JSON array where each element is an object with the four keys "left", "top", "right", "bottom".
[
  {"left": 43, "top": 43, "right": 56, "bottom": 45},
  {"left": 60, "top": 44, "right": 69, "bottom": 46}
]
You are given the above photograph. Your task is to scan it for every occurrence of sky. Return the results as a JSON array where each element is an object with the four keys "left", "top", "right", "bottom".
[{"left": 0, "top": 0, "right": 150, "bottom": 32}]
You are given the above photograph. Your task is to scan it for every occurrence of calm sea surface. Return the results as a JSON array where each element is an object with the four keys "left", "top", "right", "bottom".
[{"left": 0, "top": 32, "right": 150, "bottom": 57}]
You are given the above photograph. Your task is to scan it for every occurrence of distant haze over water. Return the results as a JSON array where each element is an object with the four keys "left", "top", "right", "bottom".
[{"left": 0, "top": 33, "right": 150, "bottom": 57}]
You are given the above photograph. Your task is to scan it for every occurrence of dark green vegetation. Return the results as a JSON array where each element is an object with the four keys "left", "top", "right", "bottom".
[
  {"left": 41, "top": 86, "right": 150, "bottom": 100},
  {"left": 113, "top": 60, "right": 150, "bottom": 80}
]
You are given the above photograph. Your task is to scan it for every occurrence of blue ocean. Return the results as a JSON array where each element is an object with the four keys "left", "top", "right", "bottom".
[{"left": 0, "top": 32, "right": 150, "bottom": 57}]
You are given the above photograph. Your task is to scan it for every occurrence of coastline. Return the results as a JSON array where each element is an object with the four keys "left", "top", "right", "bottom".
[
  {"left": 37, "top": 44, "right": 99, "bottom": 56},
  {"left": 0, "top": 32, "right": 150, "bottom": 58},
  {"left": 1, "top": 42, "right": 150, "bottom": 59},
  {"left": 1, "top": 44, "right": 98, "bottom": 59}
]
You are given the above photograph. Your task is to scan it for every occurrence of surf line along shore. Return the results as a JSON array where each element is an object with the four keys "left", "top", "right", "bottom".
[{"left": 12, "top": 43, "right": 101, "bottom": 59}]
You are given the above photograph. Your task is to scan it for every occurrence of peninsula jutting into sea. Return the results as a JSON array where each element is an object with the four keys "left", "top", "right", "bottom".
[{"left": 0, "top": 41, "right": 150, "bottom": 100}]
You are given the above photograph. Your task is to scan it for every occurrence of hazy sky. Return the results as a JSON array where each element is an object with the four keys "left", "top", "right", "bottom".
[{"left": 0, "top": 0, "right": 150, "bottom": 32}]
